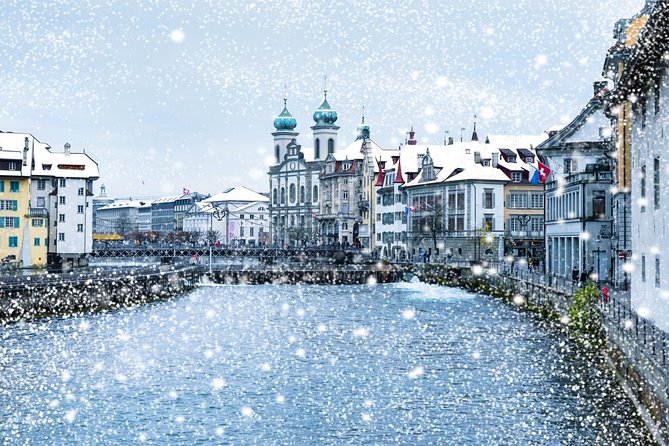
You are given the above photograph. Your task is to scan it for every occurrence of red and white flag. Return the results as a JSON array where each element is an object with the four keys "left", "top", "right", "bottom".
[
  {"left": 182, "top": 187, "right": 190, "bottom": 195},
  {"left": 538, "top": 161, "right": 551, "bottom": 184}
]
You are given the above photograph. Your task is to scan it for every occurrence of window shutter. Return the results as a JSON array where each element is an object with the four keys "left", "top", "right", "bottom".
[
  {"left": 0, "top": 218, "right": 4, "bottom": 228},
  {"left": 492, "top": 218, "right": 495, "bottom": 230},
  {"left": 492, "top": 192, "right": 495, "bottom": 207},
  {"left": 482, "top": 192, "right": 485, "bottom": 207},
  {"left": 14, "top": 217, "right": 19, "bottom": 228},
  {"left": 13, "top": 200, "right": 17, "bottom": 211}
]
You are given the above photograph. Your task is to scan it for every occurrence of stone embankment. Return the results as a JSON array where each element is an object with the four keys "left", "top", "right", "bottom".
[{"left": 0, "top": 262, "right": 402, "bottom": 322}]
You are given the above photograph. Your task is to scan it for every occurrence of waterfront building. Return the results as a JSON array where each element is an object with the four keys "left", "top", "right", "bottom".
[
  {"left": 0, "top": 132, "right": 100, "bottom": 267},
  {"left": 268, "top": 92, "right": 337, "bottom": 247},
  {"left": 537, "top": 83, "right": 614, "bottom": 282},
  {"left": 150, "top": 192, "right": 206, "bottom": 234},
  {"left": 611, "top": 0, "right": 669, "bottom": 331},
  {"left": 602, "top": 1, "right": 656, "bottom": 288},
  {"left": 318, "top": 155, "right": 363, "bottom": 246},
  {"left": 96, "top": 199, "right": 153, "bottom": 235},
  {"left": 92, "top": 184, "right": 114, "bottom": 234},
  {"left": 185, "top": 186, "right": 270, "bottom": 246},
  {"left": 402, "top": 132, "right": 544, "bottom": 263}
]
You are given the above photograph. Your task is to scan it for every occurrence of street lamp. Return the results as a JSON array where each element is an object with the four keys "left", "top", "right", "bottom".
[
  {"left": 593, "top": 236, "right": 606, "bottom": 284},
  {"left": 208, "top": 203, "right": 228, "bottom": 273}
]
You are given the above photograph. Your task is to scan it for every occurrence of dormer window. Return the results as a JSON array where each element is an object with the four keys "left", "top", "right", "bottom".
[
  {"left": 512, "top": 172, "right": 522, "bottom": 182},
  {"left": 508, "top": 156, "right": 516, "bottom": 163},
  {"left": 525, "top": 156, "right": 534, "bottom": 163},
  {"left": 482, "top": 160, "right": 490, "bottom": 167}
]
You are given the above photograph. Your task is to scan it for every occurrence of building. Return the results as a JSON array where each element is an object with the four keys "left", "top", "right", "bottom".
[
  {"left": 319, "top": 155, "right": 363, "bottom": 246},
  {"left": 0, "top": 134, "right": 46, "bottom": 267},
  {"left": 92, "top": 184, "right": 114, "bottom": 234},
  {"left": 268, "top": 92, "right": 338, "bottom": 247},
  {"left": 537, "top": 83, "right": 614, "bottom": 282},
  {"left": 611, "top": 0, "right": 669, "bottom": 331},
  {"left": 96, "top": 199, "right": 153, "bottom": 235},
  {"left": 185, "top": 186, "right": 270, "bottom": 246},
  {"left": 603, "top": 0, "right": 655, "bottom": 288}
]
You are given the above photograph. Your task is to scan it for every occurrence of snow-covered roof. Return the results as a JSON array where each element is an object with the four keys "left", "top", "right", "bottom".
[
  {"left": 204, "top": 185, "right": 269, "bottom": 204},
  {"left": 152, "top": 195, "right": 185, "bottom": 204},
  {"left": 98, "top": 200, "right": 152, "bottom": 211}
]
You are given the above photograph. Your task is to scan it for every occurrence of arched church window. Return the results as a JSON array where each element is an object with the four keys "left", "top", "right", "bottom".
[
  {"left": 273, "top": 188, "right": 278, "bottom": 204},
  {"left": 289, "top": 184, "right": 296, "bottom": 203},
  {"left": 315, "top": 139, "right": 320, "bottom": 159},
  {"left": 275, "top": 145, "right": 280, "bottom": 163},
  {"left": 313, "top": 185, "right": 319, "bottom": 203},
  {"left": 280, "top": 187, "right": 286, "bottom": 204},
  {"left": 328, "top": 139, "right": 334, "bottom": 154},
  {"left": 300, "top": 186, "right": 305, "bottom": 203}
]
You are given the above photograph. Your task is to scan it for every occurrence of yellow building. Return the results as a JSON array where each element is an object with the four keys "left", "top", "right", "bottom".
[{"left": 0, "top": 137, "right": 48, "bottom": 268}]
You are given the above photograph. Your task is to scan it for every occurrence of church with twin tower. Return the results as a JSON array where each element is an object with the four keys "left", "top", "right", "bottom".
[{"left": 268, "top": 89, "right": 339, "bottom": 246}]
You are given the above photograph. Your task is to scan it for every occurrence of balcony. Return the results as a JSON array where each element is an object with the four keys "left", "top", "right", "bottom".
[
  {"left": 506, "top": 230, "right": 543, "bottom": 238},
  {"left": 26, "top": 208, "right": 49, "bottom": 218}
]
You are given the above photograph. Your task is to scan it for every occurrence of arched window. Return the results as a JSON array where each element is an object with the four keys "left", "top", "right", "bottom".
[
  {"left": 280, "top": 187, "right": 286, "bottom": 204},
  {"left": 328, "top": 138, "right": 334, "bottom": 154},
  {"left": 313, "top": 185, "right": 319, "bottom": 203},
  {"left": 289, "top": 184, "right": 296, "bottom": 203},
  {"left": 300, "top": 185, "right": 305, "bottom": 203},
  {"left": 300, "top": 215, "right": 305, "bottom": 226},
  {"left": 315, "top": 139, "right": 320, "bottom": 159},
  {"left": 272, "top": 188, "right": 277, "bottom": 204},
  {"left": 275, "top": 145, "right": 280, "bottom": 163}
]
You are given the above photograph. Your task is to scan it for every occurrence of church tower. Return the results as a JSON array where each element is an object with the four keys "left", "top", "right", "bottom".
[
  {"left": 272, "top": 96, "right": 298, "bottom": 164},
  {"left": 311, "top": 82, "right": 339, "bottom": 160}
]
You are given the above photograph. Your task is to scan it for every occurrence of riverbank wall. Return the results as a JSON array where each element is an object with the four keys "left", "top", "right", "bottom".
[{"left": 413, "top": 262, "right": 669, "bottom": 445}]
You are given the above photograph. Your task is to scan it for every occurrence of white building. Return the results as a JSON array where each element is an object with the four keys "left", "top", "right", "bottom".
[
  {"left": 613, "top": 2, "right": 669, "bottom": 331},
  {"left": 185, "top": 186, "right": 270, "bottom": 246},
  {"left": 96, "top": 199, "right": 153, "bottom": 234},
  {"left": 537, "top": 83, "right": 614, "bottom": 282}
]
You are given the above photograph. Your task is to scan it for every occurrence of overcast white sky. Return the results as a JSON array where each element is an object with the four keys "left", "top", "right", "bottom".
[{"left": 0, "top": 0, "right": 644, "bottom": 198}]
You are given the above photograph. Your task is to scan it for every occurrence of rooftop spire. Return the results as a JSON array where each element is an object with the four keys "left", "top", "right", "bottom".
[
  {"left": 471, "top": 114, "right": 479, "bottom": 142},
  {"left": 362, "top": 105, "right": 365, "bottom": 124},
  {"left": 323, "top": 75, "right": 327, "bottom": 100},
  {"left": 283, "top": 82, "right": 287, "bottom": 108}
]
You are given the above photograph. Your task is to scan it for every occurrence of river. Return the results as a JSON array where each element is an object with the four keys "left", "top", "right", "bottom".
[{"left": 0, "top": 282, "right": 653, "bottom": 445}]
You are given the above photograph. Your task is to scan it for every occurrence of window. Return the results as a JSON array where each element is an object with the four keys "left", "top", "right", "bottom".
[
  {"left": 250, "top": 227, "right": 254, "bottom": 237},
  {"left": 1, "top": 217, "right": 19, "bottom": 228},
  {"left": 37, "top": 179, "right": 46, "bottom": 190},
  {"left": 10, "top": 181, "right": 19, "bottom": 192},
  {"left": 654, "top": 157, "right": 660, "bottom": 209},
  {"left": 313, "top": 185, "right": 318, "bottom": 203},
  {"left": 58, "top": 233, "right": 65, "bottom": 241},
  {"left": 564, "top": 158, "right": 577, "bottom": 174},
  {"left": 530, "top": 194, "right": 544, "bottom": 209},
  {"left": 315, "top": 139, "right": 320, "bottom": 159},
  {"left": 31, "top": 219, "right": 43, "bottom": 227},
  {"left": 59, "top": 196, "right": 66, "bottom": 205},
  {"left": 592, "top": 191, "right": 606, "bottom": 219},
  {"left": 656, "top": 257, "right": 661, "bottom": 288},
  {"left": 280, "top": 187, "right": 286, "bottom": 204},
  {"left": 77, "top": 224, "right": 84, "bottom": 232},
  {"left": 483, "top": 189, "right": 494, "bottom": 208},
  {"left": 78, "top": 187, "right": 84, "bottom": 196},
  {"left": 59, "top": 178, "right": 66, "bottom": 187},
  {"left": 482, "top": 160, "right": 490, "bottom": 167},
  {"left": 34, "top": 238, "right": 40, "bottom": 246},
  {"left": 289, "top": 184, "right": 296, "bottom": 203},
  {"left": 512, "top": 172, "right": 521, "bottom": 182},
  {"left": 300, "top": 185, "right": 305, "bottom": 203},
  {"left": 508, "top": 193, "right": 527, "bottom": 208},
  {"left": 0, "top": 200, "right": 17, "bottom": 211},
  {"left": 641, "top": 165, "right": 646, "bottom": 212},
  {"left": 8, "top": 162, "right": 16, "bottom": 171},
  {"left": 8, "top": 236, "right": 18, "bottom": 248},
  {"left": 343, "top": 191, "right": 348, "bottom": 200},
  {"left": 483, "top": 215, "right": 493, "bottom": 230},
  {"left": 275, "top": 145, "right": 280, "bottom": 163},
  {"left": 37, "top": 197, "right": 45, "bottom": 208},
  {"left": 273, "top": 188, "right": 277, "bottom": 204},
  {"left": 328, "top": 138, "right": 334, "bottom": 154},
  {"left": 642, "top": 255, "right": 646, "bottom": 283},
  {"left": 525, "top": 156, "right": 534, "bottom": 164},
  {"left": 78, "top": 205, "right": 84, "bottom": 214},
  {"left": 530, "top": 217, "right": 544, "bottom": 232},
  {"left": 0, "top": 181, "right": 3, "bottom": 192},
  {"left": 59, "top": 214, "right": 65, "bottom": 222},
  {"left": 508, "top": 156, "right": 516, "bottom": 163}
]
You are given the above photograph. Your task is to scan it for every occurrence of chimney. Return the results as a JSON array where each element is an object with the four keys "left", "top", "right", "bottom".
[
  {"left": 593, "top": 81, "right": 608, "bottom": 96},
  {"left": 407, "top": 126, "right": 417, "bottom": 145},
  {"left": 474, "top": 151, "right": 481, "bottom": 163},
  {"left": 448, "top": 136, "right": 454, "bottom": 145},
  {"left": 23, "top": 137, "right": 29, "bottom": 166},
  {"left": 492, "top": 153, "right": 499, "bottom": 168},
  {"left": 64, "top": 142, "right": 71, "bottom": 156}
]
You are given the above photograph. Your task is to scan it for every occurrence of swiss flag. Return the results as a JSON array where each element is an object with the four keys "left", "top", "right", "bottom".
[{"left": 538, "top": 161, "right": 551, "bottom": 183}]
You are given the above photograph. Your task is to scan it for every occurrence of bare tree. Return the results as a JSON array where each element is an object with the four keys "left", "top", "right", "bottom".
[
  {"left": 206, "top": 230, "right": 221, "bottom": 245},
  {"left": 115, "top": 216, "right": 132, "bottom": 236},
  {"left": 410, "top": 204, "right": 447, "bottom": 254},
  {"left": 287, "top": 226, "right": 310, "bottom": 247}
]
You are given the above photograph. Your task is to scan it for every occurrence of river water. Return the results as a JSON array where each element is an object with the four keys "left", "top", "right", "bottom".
[{"left": 0, "top": 283, "right": 654, "bottom": 445}]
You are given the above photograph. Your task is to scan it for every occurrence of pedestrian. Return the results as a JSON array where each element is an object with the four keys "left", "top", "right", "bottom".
[
  {"left": 572, "top": 266, "right": 579, "bottom": 284},
  {"left": 580, "top": 270, "right": 587, "bottom": 283}
]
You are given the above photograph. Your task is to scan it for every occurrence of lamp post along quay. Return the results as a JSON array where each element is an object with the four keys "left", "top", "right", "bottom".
[{"left": 209, "top": 203, "right": 229, "bottom": 273}]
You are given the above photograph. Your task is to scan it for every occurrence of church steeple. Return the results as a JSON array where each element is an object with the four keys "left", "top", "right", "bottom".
[
  {"left": 311, "top": 76, "right": 339, "bottom": 160},
  {"left": 272, "top": 88, "right": 299, "bottom": 164}
]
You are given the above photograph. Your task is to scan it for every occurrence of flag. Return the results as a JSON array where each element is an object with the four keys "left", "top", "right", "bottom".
[
  {"left": 409, "top": 205, "right": 416, "bottom": 212},
  {"left": 183, "top": 187, "right": 190, "bottom": 195},
  {"left": 538, "top": 161, "right": 551, "bottom": 184},
  {"left": 528, "top": 165, "right": 539, "bottom": 185},
  {"left": 312, "top": 213, "right": 317, "bottom": 219}
]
